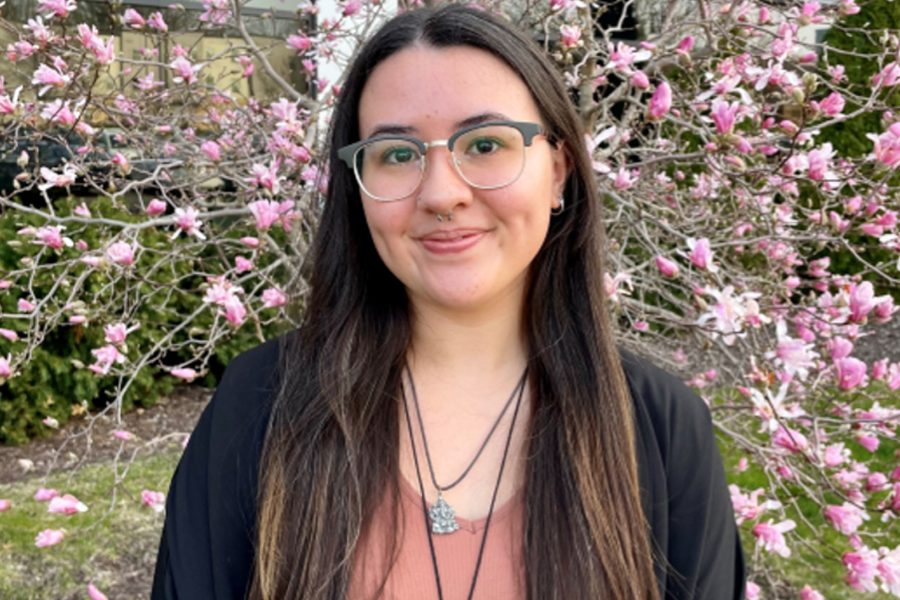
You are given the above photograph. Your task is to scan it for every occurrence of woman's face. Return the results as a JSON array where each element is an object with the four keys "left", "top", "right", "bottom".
[{"left": 357, "top": 45, "right": 568, "bottom": 314}]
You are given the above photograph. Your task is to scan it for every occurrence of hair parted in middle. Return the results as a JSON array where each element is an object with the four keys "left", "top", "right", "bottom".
[{"left": 250, "top": 5, "right": 661, "bottom": 600}]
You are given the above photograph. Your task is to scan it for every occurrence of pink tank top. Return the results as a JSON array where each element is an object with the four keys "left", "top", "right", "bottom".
[{"left": 347, "top": 476, "right": 526, "bottom": 600}]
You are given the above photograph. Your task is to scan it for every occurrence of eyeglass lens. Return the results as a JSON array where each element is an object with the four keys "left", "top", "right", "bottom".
[{"left": 354, "top": 124, "right": 527, "bottom": 201}]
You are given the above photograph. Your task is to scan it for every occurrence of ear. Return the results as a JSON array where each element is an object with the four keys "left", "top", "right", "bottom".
[{"left": 550, "top": 139, "right": 571, "bottom": 209}]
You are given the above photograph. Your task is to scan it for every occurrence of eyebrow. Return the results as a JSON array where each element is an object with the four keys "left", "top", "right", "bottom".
[{"left": 365, "top": 111, "right": 512, "bottom": 139}]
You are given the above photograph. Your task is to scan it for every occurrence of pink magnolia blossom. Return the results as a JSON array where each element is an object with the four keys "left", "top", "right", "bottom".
[
  {"left": 39, "top": 164, "right": 78, "bottom": 191},
  {"left": 248, "top": 200, "right": 293, "bottom": 231},
  {"left": 838, "top": 0, "right": 860, "bottom": 14},
  {"left": 74, "top": 202, "right": 91, "bottom": 218},
  {"left": 800, "top": 585, "right": 824, "bottom": 600},
  {"left": 235, "top": 256, "right": 253, "bottom": 274},
  {"left": 32, "top": 64, "right": 70, "bottom": 96},
  {"left": 262, "top": 288, "right": 288, "bottom": 308},
  {"left": 0, "top": 329, "right": 18, "bottom": 342},
  {"left": 0, "top": 355, "right": 11, "bottom": 378},
  {"left": 868, "top": 123, "right": 900, "bottom": 168},
  {"left": 630, "top": 71, "right": 650, "bottom": 89},
  {"left": 142, "top": 490, "right": 166, "bottom": 513},
  {"left": 241, "top": 237, "right": 260, "bottom": 248},
  {"left": 849, "top": 281, "right": 877, "bottom": 322},
  {"left": 148, "top": 11, "right": 167, "bottom": 32},
  {"left": 647, "top": 82, "right": 671, "bottom": 120},
  {"left": 866, "top": 472, "right": 889, "bottom": 492},
  {"left": 34, "top": 225, "right": 71, "bottom": 250},
  {"left": 146, "top": 199, "right": 167, "bottom": 216},
  {"left": 0, "top": 500, "right": 10, "bottom": 511},
  {"left": 874, "top": 63, "right": 900, "bottom": 88},
  {"left": 873, "top": 359, "right": 889, "bottom": 381},
  {"left": 222, "top": 295, "right": 247, "bottom": 327},
  {"left": 745, "top": 581, "right": 760, "bottom": 599},
  {"left": 607, "top": 41, "right": 651, "bottom": 71},
  {"left": 236, "top": 55, "right": 254, "bottom": 77},
  {"left": 111, "top": 151, "right": 132, "bottom": 175},
  {"left": 818, "top": 92, "right": 845, "bottom": 117},
  {"left": 34, "top": 488, "right": 59, "bottom": 501},
  {"left": 687, "top": 238, "right": 716, "bottom": 271},
  {"left": 655, "top": 256, "right": 679, "bottom": 277},
  {"left": 809, "top": 257, "right": 830, "bottom": 277},
  {"left": 173, "top": 207, "right": 206, "bottom": 240},
  {"left": 170, "top": 57, "right": 199, "bottom": 85},
  {"left": 104, "top": 323, "right": 136, "bottom": 344},
  {"left": 89, "top": 345, "right": 126, "bottom": 375},
  {"left": 828, "top": 337, "right": 853, "bottom": 361},
  {"left": 37, "top": 0, "right": 76, "bottom": 18},
  {"left": 247, "top": 160, "right": 284, "bottom": 195},
  {"left": 42, "top": 416, "right": 59, "bottom": 428},
  {"left": 35, "top": 529, "right": 65, "bottom": 548},
  {"left": 123, "top": 8, "right": 146, "bottom": 28},
  {"left": 41, "top": 98, "right": 76, "bottom": 126},
  {"left": 200, "top": 140, "right": 221, "bottom": 162},
  {"left": 676, "top": 36, "right": 694, "bottom": 56},
  {"left": 752, "top": 519, "right": 796, "bottom": 557},
  {"left": 559, "top": 25, "right": 581, "bottom": 49},
  {"left": 18, "top": 298, "right": 35, "bottom": 312},
  {"left": 773, "top": 426, "right": 809, "bottom": 453},
  {"left": 612, "top": 167, "right": 635, "bottom": 190},
  {"left": 106, "top": 241, "right": 135, "bottom": 266},
  {"left": 824, "top": 443, "right": 849, "bottom": 467},
  {"left": 807, "top": 143, "right": 834, "bottom": 180},
  {"left": 88, "top": 584, "right": 109, "bottom": 600},
  {"left": 342, "top": 0, "right": 362, "bottom": 16},
  {"left": 199, "top": 0, "right": 232, "bottom": 25},
  {"left": 835, "top": 357, "right": 867, "bottom": 390},
  {"left": 287, "top": 33, "right": 312, "bottom": 52},
  {"left": 857, "top": 432, "right": 880, "bottom": 453},
  {"left": 824, "top": 502, "right": 868, "bottom": 535},
  {"left": 47, "top": 494, "right": 88, "bottom": 515},
  {"left": 710, "top": 100, "right": 740, "bottom": 134},
  {"left": 729, "top": 485, "right": 781, "bottom": 525},
  {"left": 113, "top": 430, "right": 132, "bottom": 441},
  {"left": 845, "top": 548, "right": 880, "bottom": 592},
  {"left": 171, "top": 368, "right": 197, "bottom": 381}
]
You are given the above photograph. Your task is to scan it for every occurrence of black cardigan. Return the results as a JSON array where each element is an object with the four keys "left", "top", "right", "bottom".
[{"left": 151, "top": 335, "right": 746, "bottom": 599}]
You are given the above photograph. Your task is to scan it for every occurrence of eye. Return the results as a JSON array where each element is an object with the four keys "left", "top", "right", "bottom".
[
  {"left": 466, "top": 137, "right": 505, "bottom": 156},
  {"left": 381, "top": 144, "right": 419, "bottom": 165}
]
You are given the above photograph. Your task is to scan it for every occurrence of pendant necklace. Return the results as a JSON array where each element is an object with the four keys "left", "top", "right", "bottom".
[
  {"left": 401, "top": 366, "right": 527, "bottom": 600},
  {"left": 404, "top": 365, "right": 527, "bottom": 534}
]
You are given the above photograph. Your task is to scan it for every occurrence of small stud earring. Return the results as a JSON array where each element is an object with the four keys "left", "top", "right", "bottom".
[{"left": 551, "top": 196, "right": 565, "bottom": 216}]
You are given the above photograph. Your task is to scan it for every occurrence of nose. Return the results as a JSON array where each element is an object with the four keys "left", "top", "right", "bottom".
[{"left": 415, "top": 146, "right": 473, "bottom": 217}]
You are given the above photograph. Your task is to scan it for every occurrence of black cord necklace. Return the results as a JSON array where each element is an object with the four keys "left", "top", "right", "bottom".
[
  {"left": 401, "top": 367, "right": 527, "bottom": 600},
  {"left": 405, "top": 365, "right": 527, "bottom": 534}
]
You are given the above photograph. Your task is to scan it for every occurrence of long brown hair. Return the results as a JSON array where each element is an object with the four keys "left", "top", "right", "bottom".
[{"left": 249, "top": 5, "right": 660, "bottom": 599}]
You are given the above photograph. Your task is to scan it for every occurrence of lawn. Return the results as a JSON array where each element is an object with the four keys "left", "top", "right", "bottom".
[{"left": 0, "top": 450, "right": 181, "bottom": 600}]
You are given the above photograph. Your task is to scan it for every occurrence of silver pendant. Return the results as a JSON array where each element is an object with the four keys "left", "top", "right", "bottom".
[{"left": 429, "top": 491, "right": 460, "bottom": 534}]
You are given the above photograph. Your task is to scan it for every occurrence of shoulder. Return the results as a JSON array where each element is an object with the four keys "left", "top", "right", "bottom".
[
  {"left": 617, "top": 348, "right": 715, "bottom": 467},
  {"left": 207, "top": 331, "right": 296, "bottom": 435}
]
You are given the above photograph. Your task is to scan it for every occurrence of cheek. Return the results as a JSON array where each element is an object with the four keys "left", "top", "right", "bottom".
[{"left": 362, "top": 201, "right": 410, "bottom": 267}]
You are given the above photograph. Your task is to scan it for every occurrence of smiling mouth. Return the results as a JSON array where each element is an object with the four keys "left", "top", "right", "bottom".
[{"left": 418, "top": 230, "right": 487, "bottom": 254}]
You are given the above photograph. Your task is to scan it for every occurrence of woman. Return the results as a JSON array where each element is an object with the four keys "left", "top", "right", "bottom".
[{"left": 151, "top": 5, "right": 745, "bottom": 600}]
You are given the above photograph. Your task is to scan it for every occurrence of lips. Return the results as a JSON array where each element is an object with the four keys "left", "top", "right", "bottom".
[{"left": 417, "top": 229, "right": 488, "bottom": 254}]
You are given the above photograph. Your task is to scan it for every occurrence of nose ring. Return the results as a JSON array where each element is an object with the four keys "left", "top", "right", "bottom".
[{"left": 417, "top": 194, "right": 453, "bottom": 222}]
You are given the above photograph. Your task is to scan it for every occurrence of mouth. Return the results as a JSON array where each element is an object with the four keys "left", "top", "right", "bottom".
[{"left": 417, "top": 229, "right": 488, "bottom": 254}]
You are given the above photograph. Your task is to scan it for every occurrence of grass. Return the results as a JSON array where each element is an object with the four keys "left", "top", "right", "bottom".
[
  {"left": 720, "top": 425, "right": 900, "bottom": 599},
  {"left": 3, "top": 413, "right": 900, "bottom": 598},
  {"left": 0, "top": 449, "right": 181, "bottom": 600}
]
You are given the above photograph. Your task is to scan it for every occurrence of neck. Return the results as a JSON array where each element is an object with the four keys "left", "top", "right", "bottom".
[{"left": 408, "top": 290, "right": 528, "bottom": 388}]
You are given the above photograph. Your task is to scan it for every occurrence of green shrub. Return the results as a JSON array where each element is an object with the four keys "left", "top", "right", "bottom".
[{"left": 0, "top": 195, "right": 288, "bottom": 445}]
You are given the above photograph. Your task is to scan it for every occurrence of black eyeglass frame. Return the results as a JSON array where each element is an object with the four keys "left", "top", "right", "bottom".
[{"left": 336, "top": 120, "right": 555, "bottom": 201}]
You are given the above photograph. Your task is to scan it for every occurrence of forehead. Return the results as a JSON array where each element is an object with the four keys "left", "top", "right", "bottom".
[{"left": 357, "top": 45, "right": 541, "bottom": 139}]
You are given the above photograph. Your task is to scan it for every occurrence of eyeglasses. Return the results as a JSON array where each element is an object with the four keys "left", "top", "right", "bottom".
[{"left": 337, "top": 121, "right": 552, "bottom": 202}]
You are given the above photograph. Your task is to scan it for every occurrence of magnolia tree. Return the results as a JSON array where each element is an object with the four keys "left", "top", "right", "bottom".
[{"left": 1, "top": 0, "right": 900, "bottom": 596}]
